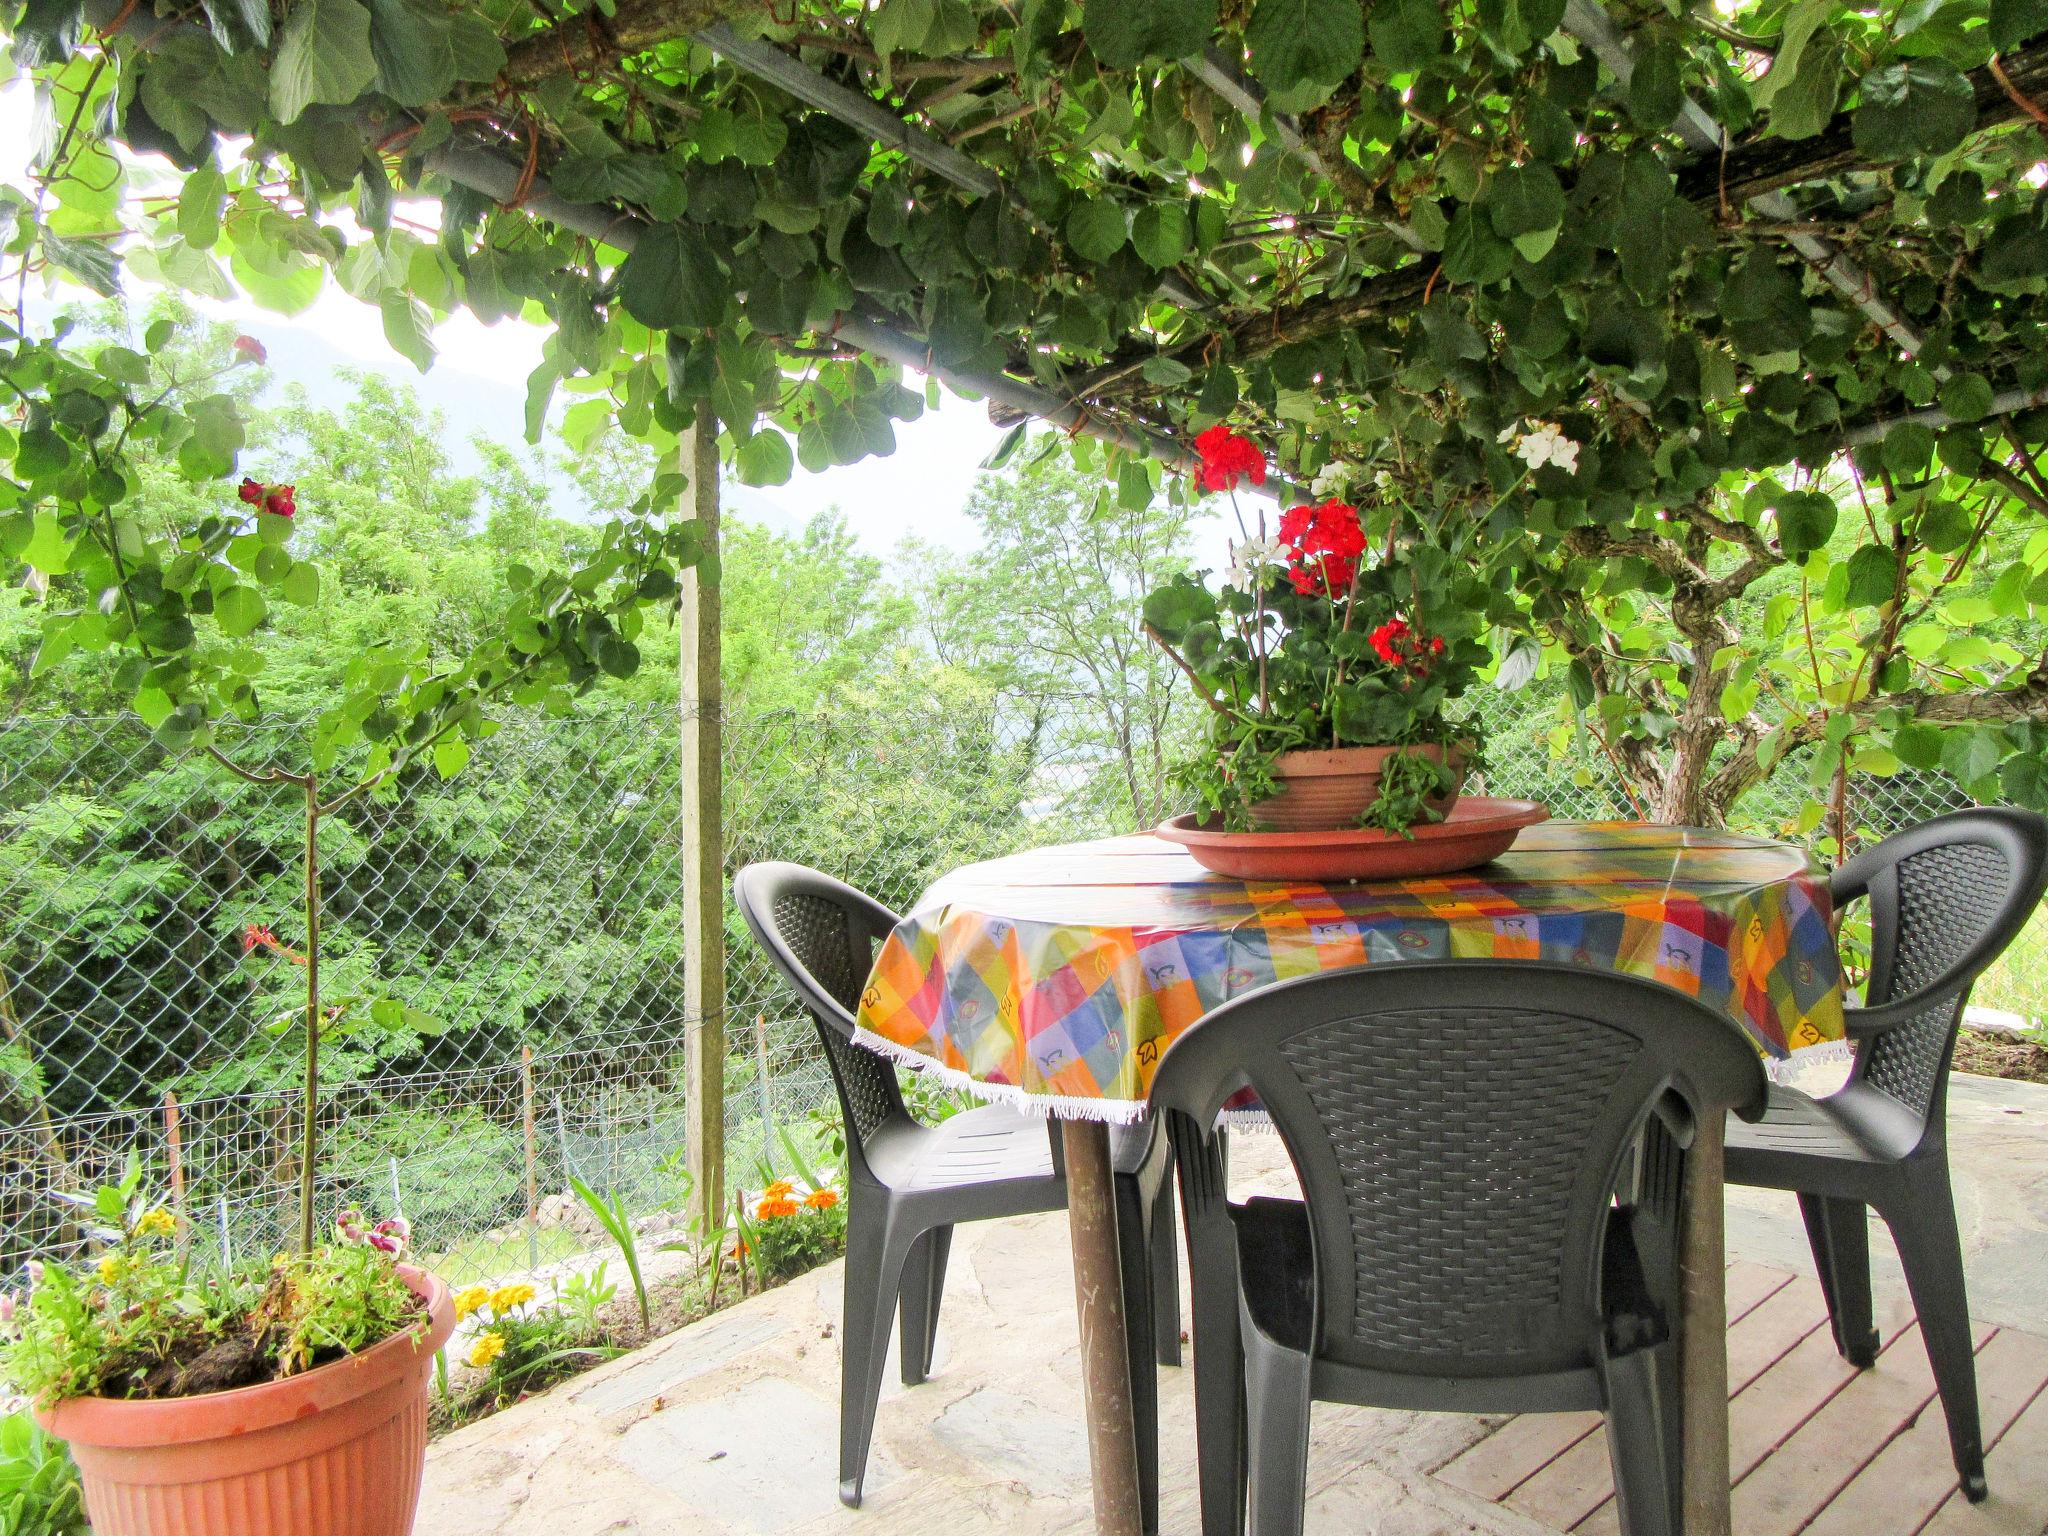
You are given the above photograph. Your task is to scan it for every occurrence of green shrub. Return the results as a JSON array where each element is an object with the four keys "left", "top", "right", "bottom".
[{"left": 0, "top": 1411, "right": 87, "bottom": 1536}]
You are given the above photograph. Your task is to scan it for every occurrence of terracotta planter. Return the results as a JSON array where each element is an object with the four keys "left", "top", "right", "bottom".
[
  {"left": 38, "top": 1266, "right": 453, "bottom": 1536},
  {"left": 1249, "top": 742, "right": 1468, "bottom": 832}
]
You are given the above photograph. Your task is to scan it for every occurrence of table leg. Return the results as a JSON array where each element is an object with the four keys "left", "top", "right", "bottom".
[
  {"left": 1679, "top": 1108, "right": 1731, "bottom": 1536},
  {"left": 1062, "top": 1119, "right": 1143, "bottom": 1536}
]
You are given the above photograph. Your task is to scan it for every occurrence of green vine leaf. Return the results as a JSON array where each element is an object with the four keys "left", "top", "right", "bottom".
[
  {"left": 270, "top": 0, "right": 378, "bottom": 126},
  {"left": 1245, "top": 0, "right": 1365, "bottom": 107},
  {"left": 1082, "top": 0, "right": 1216, "bottom": 67}
]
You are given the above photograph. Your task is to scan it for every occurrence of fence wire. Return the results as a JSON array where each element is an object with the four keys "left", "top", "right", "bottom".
[{"left": 0, "top": 690, "right": 2023, "bottom": 1293}]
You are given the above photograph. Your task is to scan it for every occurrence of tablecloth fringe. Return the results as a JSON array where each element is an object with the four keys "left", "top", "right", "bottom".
[
  {"left": 1771, "top": 1038, "right": 1854, "bottom": 1081},
  {"left": 847, "top": 1026, "right": 1855, "bottom": 1124},
  {"left": 849, "top": 1025, "right": 1151, "bottom": 1125}
]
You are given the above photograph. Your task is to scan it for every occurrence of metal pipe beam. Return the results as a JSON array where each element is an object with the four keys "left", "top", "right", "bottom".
[
  {"left": 1185, "top": 49, "right": 1432, "bottom": 255},
  {"left": 425, "top": 143, "right": 1286, "bottom": 494},
  {"left": 697, "top": 23, "right": 1213, "bottom": 312},
  {"left": 1837, "top": 388, "right": 2048, "bottom": 448}
]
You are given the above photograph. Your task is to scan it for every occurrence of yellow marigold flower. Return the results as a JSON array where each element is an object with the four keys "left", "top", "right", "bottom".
[
  {"left": 489, "top": 1283, "right": 536, "bottom": 1314},
  {"left": 453, "top": 1285, "right": 491, "bottom": 1321},
  {"left": 803, "top": 1188, "right": 839, "bottom": 1210},
  {"left": 95, "top": 1255, "right": 126, "bottom": 1285},
  {"left": 761, "top": 1180, "right": 795, "bottom": 1200},
  {"left": 136, "top": 1208, "right": 177, "bottom": 1239},
  {"left": 467, "top": 1331, "right": 506, "bottom": 1369},
  {"left": 755, "top": 1196, "right": 799, "bottom": 1220}
]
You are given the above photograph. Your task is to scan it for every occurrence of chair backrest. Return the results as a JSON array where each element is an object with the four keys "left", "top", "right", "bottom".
[
  {"left": 1147, "top": 961, "right": 1766, "bottom": 1381},
  {"left": 733, "top": 861, "right": 910, "bottom": 1177},
  {"left": 1834, "top": 807, "right": 2048, "bottom": 1129}
]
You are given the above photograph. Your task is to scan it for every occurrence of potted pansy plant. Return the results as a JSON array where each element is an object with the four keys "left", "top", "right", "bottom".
[
  {"left": 4, "top": 311, "right": 702, "bottom": 1536},
  {"left": 0, "top": 464, "right": 462, "bottom": 1536},
  {"left": 1144, "top": 425, "right": 1494, "bottom": 834},
  {"left": 0, "top": 1162, "right": 450, "bottom": 1536}
]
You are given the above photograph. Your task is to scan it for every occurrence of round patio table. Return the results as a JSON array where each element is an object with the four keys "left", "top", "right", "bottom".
[{"left": 856, "top": 821, "right": 1849, "bottom": 1536}]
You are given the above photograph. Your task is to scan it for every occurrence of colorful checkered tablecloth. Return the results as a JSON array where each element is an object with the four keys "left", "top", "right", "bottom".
[{"left": 854, "top": 821, "right": 1848, "bottom": 1122}]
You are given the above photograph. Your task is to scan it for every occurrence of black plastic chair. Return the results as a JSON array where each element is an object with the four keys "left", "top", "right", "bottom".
[
  {"left": 733, "top": 861, "right": 1180, "bottom": 1518},
  {"left": 1150, "top": 960, "right": 1768, "bottom": 1536},
  {"left": 1725, "top": 806, "right": 2048, "bottom": 1503}
]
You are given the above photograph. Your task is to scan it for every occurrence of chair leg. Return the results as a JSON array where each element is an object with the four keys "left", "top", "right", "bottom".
[
  {"left": 1240, "top": 1307, "right": 1312, "bottom": 1536},
  {"left": 839, "top": 1198, "right": 920, "bottom": 1508},
  {"left": 1150, "top": 1168, "right": 1183, "bottom": 1368},
  {"left": 1178, "top": 1149, "right": 1244, "bottom": 1536},
  {"left": 897, "top": 1225, "right": 952, "bottom": 1386},
  {"left": 1115, "top": 1175, "right": 1161, "bottom": 1536},
  {"left": 1600, "top": 1345, "right": 1678, "bottom": 1536},
  {"left": 1882, "top": 1169, "right": 1988, "bottom": 1502},
  {"left": 1798, "top": 1192, "right": 1879, "bottom": 1368}
]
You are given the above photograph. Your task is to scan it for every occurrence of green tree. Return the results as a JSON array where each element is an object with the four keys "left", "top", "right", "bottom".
[{"left": 946, "top": 457, "right": 1198, "bottom": 827}]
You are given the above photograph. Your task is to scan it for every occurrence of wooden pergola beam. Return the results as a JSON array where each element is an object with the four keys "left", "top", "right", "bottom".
[
  {"left": 1672, "top": 38, "right": 2048, "bottom": 210},
  {"left": 1560, "top": 0, "right": 1928, "bottom": 357}
]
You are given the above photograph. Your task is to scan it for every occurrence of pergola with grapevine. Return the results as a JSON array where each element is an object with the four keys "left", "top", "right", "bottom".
[
  {"left": 7, "top": 0, "right": 2048, "bottom": 805},
  {"left": 6, "top": 0, "right": 2048, "bottom": 1220}
]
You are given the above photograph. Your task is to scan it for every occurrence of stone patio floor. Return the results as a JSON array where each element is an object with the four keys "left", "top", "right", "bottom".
[{"left": 419, "top": 1072, "right": 2048, "bottom": 1536}]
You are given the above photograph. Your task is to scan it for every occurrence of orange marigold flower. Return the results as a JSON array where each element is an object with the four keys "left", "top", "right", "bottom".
[
  {"left": 803, "top": 1189, "right": 839, "bottom": 1210},
  {"left": 755, "top": 1196, "right": 800, "bottom": 1220},
  {"left": 761, "top": 1180, "right": 795, "bottom": 1200}
]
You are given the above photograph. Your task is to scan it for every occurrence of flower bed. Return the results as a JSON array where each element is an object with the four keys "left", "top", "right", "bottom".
[{"left": 429, "top": 1174, "right": 847, "bottom": 1434}]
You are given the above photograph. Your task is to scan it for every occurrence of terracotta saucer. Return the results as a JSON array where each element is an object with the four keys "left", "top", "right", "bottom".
[{"left": 1156, "top": 797, "right": 1551, "bottom": 882}]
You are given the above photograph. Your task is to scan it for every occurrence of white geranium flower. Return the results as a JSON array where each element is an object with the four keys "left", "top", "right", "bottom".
[
  {"left": 1225, "top": 535, "right": 1286, "bottom": 594},
  {"left": 1310, "top": 461, "right": 1348, "bottom": 498},
  {"left": 1505, "top": 420, "right": 1580, "bottom": 474}
]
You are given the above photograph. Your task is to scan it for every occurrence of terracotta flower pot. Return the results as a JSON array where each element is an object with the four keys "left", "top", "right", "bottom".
[
  {"left": 1249, "top": 742, "right": 1467, "bottom": 832},
  {"left": 38, "top": 1266, "right": 454, "bottom": 1536}
]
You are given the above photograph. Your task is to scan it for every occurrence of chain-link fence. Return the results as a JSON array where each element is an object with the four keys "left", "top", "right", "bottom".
[
  {"left": 0, "top": 688, "right": 2029, "bottom": 1296},
  {"left": 0, "top": 695, "right": 1141, "bottom": 1287}
]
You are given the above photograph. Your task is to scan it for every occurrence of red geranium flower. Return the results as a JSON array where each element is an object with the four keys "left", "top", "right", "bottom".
[
  {"left": 263, "top": 484, "right": 296, "bottom": 518},
  {"left": 1193, "top": 424, "right": 1267, "bottom": 493},
  {"left": 1369, "top": 618, "right": 1412, "bottom": 665},
  {"left": 1281, "top": 499, "right": 1365, "bottom": 598},
  {"left": 238, "top": 477, "right": 265, "bottom": 505},
  {"left": 1369, "top": 617, "right": 1446, "bottom": 671}
]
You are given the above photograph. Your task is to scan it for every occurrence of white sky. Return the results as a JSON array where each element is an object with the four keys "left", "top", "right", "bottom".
[{"left": 0, "top": 81, "right": 1235, "bottom": 569}]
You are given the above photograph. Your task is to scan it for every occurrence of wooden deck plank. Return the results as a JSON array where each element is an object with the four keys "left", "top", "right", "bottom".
[
  {"left": 1730, "top": 1316, "right": 1998, "bottom": 1536},
  {"left": 1431, "top": 1263, "right": 1790, "bottom": 1503},
  {"left": 1919, "top": 1374, "right": 2048, "bottom": 1536},
  {"left": 1803, "top": 1328, "right": 2048, "bottom": 1536},
  {"left": 1571, "top": 1294, "right": 1921, "bottom": 1536},
  {"left": 1506, "top": 1274, "right": 1827, "bottom": 1530}
]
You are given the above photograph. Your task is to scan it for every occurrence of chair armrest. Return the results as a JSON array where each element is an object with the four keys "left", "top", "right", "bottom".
[{"left": 1843, "top": 984, "right": 1966, "bottom": 1038}]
